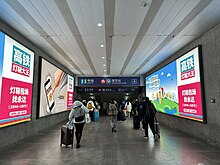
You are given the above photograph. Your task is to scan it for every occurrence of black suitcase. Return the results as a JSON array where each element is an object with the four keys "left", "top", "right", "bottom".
[
  {"left": 60, "top": 125, "right": 74, "bottom": 147},
  {"left": 117, "top": 111, "right": 126, "bottom": 121},
  {"left": 154, "top": 116, "right": 160, "bottom": 138},
  {"left": 133, "top": 115, "right": 140, "bottom": 129},
  {"left": 117, "top": 112, "right": 122, "bottom": 121}
]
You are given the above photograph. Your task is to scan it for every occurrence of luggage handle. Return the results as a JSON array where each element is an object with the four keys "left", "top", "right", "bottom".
[{"left": 154, "top": 116, "right": 159, "bottom": 124}]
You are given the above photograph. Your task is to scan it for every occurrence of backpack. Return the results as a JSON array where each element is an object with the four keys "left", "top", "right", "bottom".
[
  {"left": 109, "top": 104, "right": 118, "bottom": 116},
  {"left": 146, "top": 103, "right": 156, "bottom": 117},
  {"left": 87, "top": 102, "right": 92, "bottom": 109}
]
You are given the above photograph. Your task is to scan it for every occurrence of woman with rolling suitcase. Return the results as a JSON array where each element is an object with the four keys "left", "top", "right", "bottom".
[{"left": 67, "top": 100, "right": 89, "bottom": 149}]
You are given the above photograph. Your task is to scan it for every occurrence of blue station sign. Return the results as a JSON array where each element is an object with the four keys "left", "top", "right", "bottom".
[{"left": 78, "top": 77, "right": 140, "bottom": 87}]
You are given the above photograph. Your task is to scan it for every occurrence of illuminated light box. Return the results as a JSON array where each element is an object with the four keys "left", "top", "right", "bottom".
[
  {"left": 38, "top": 58, "right": 74, "bottom": 118},
  {"left": 0, "top": 32, "right": 35, "bottom": 128},
  {"left": 146, "top": 46, "right": 206, "bottom": 123}
]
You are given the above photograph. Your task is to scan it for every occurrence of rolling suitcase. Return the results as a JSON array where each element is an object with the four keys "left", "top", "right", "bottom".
[
  {"left": 117, "top": 111, "right": 123, "bottom": 121},
  {"left": 133, "top": 115, "right": 140, "bottom": 129},
  {"left": 60, "top": 125, "right": 74, "bottom": 147},
  {"left": 94, "top": 110, "right": 100, "bottom": 122},
  {"left": 154, "top": 116, "right": 160, "bottom": 138}
]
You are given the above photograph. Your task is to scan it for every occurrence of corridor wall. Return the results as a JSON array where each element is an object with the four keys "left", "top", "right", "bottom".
[
  {"left": 0, "top": 20, "right": 71, "bottom": 149},
  {"left": 150, "top": 23, "right": 220, "bottom": 147}
]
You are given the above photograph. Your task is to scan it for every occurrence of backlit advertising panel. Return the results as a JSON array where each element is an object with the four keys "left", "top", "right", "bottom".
[
  {"left": 39, "top": 58, "right": 74, "bottom": 118},
  {"left": 0, "top": 32, "right": 35, "bottom": 127},
  {"left": 146, "top": 46, "right": 206, "bottom": 122}
]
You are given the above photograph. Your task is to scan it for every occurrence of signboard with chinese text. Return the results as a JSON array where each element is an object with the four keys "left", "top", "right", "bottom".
[
  {"left": 76, "top": 87, "right": 142, "bottom": 93},
  {"left": 78, "top": 77, "right": 140, "bottom": 87},
  {"left": 67, "top": 75, "right": 74, "bottom": 110},
  {"left": 0, "top": 32, "right": 35, "bottom": 128},
  {"left": 146, "top": 46, "right": 206, "bottom": 123},
  {"left": 38, "top": 58, "right": 74, "bottom": 118}
]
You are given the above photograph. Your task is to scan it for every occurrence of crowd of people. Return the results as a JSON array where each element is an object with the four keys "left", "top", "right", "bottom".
[{"left": 67, "top": 97, "right": 158, "bottom": 149}]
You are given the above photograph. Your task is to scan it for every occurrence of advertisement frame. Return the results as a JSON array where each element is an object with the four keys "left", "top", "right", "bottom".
[
  {"left": 37, "top": 57, "right": 74, "bottom": 119},
  {"left": 145, "top": 45, "right": 207, "bottom": 123},
  {"left": 0, "top": 31, "right": 35, "bottom": 127}
]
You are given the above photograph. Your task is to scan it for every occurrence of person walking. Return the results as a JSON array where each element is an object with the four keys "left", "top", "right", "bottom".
[
  {"left": 108, "top": 99, "right": 118, "bottom": 132},
  {"left": 140, "top": 97, "right": 158, "bottom": 141},
  {"left": 67, "top": 100, "right": 89, "bottom": 149},
  {"left": 87, "top": 99, "right": 95, "bottom": 122},
  {"left": 133, "top": 99, "right": 140, "bottom": 116},
  {"left": 124, "top": 99, "right": 132, "bottom": 117}
]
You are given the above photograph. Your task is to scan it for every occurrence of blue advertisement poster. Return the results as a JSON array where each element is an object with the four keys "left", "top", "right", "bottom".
[{"left": 146, "top": 61, "right": 178, "bottom": 115}]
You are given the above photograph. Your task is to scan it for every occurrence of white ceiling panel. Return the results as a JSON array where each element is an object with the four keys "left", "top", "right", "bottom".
[
  {"left": 180, "top": 0, "right": 220, "bottom": 36},
  {"left": 82, "top": 35, "right": 106, "bottom": 74},
  {"left": 17, "top": 0, "right": 55, "bottom": 36},
  {"left": 114, "top": 0, "right": 150, "bottom": 36},
  {"left": 0, "top": 1, "right": 38, "bottom": 36},
  {"left": 125, "top": 0, "right": 179, "bottom": 74},
  {"left": 137, "top": 35, "right": 195, "bottom": 75},
  {"left": 1, "top": 0, "right": 220, "bottom": 76},
  {"left": 111, "top": 36, "right": 136, "bottom": 75}
]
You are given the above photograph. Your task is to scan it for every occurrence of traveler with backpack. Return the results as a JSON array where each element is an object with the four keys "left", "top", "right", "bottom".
[
  {"left": 67, "top": 100, "right": 89, "bottom": 148},
  {"left": 140, "top": 97, "right": 158, "bottom": 141},
  {"left": 108, "top": 99, "right": 118, "bottom": 132}
]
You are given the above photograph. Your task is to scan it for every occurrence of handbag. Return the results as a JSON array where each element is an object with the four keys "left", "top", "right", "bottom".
[
  {"left": 85, "top": 113, "right": 91, "bottom": 124},
  {"left": 75, "top": 115, "right": 85, "bottom": 122}
]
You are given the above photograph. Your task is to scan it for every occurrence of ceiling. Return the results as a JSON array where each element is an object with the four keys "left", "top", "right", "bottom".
[{"left": 1, "top": 0, "right": 220, "bottom": 76}]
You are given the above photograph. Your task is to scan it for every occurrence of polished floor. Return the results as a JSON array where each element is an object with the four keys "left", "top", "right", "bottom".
[{"left": 0, "top": 116, "right": 220, "bottom": 165}]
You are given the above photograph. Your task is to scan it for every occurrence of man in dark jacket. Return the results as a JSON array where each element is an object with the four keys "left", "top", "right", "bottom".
[{"left": 140, "top": 97, "right": 157, "bottom": 141}]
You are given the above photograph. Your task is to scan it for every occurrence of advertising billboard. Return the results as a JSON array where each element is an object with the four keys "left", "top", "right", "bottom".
[
  {"left": 146, "top": 46, "right": 206, "bottom": 122},
  {"left": 39, "top": 58, "right": 74, "bottom": 118},
  {"left": 0, "top": 32, "right": 35, "bottom": 128}
]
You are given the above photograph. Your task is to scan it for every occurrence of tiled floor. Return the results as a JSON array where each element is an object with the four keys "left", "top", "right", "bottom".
[{"left": 0, "top": 116, "right": 220, "bottom": 165}]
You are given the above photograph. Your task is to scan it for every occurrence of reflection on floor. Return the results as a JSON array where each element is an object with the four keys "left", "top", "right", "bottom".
[{"left": 0, "top": 116, "right": 220, "bottom": 165}]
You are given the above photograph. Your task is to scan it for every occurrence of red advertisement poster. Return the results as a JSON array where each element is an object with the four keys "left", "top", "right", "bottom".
[
  {"left": 0, "top": 32, "right": 34, "bottom": 128},
  {"left": 0, "top": 78, "right": 32, "bottom": 127},
  {"left": 178, "top": 82, "right": 203, "bottom": 121},
  {"left": 67, "top": 91, "right": 74, "bottom": 110}
]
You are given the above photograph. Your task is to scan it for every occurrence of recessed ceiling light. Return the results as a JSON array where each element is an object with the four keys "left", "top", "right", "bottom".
[
  {"left": 104, "top": 70, "right": 106, "bottom": 72},
  {"left": 97, "top": 23, "right": 102, "bottom": 27},
  {"left": 102, "top": 56, "right": 105, "bottom": 59},
  {"left": 103, "top": 64, "right": 106, "bottom": 66},
  {"left": 100, "top": 44, "right": 104, "bottom": 48}
]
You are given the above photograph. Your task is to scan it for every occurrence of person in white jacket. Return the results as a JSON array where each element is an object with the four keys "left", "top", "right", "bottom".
[
  {"left": 125, "top": 100, "right": 132, "bottom": 117},
  {"left": 67, "top": 100, "right": 89, "bottom": 149}
]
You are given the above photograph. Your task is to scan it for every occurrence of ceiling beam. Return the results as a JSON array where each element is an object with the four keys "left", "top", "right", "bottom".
[
  {"left": 104, "top": 0, "right": 115, "bottom": 75},
  {"left": 5, "top": 0, "right": 84, "bottom": 74},
  {"left": 133, "top": 0, "right": 213, "bottom": 75},
  {"left": 54, "top": 0, "right": 97, "bottom": 75},
  {"left": 119, "top": 0, "right": 164, "bottom": 75}
]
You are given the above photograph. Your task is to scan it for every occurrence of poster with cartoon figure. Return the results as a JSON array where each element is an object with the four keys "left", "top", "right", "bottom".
[
  {"left": 146, "top": 61, "right": 179, "bottom": 116},
  {"left": 146, "top": 46, "right": 205, "bottom": 122}
]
